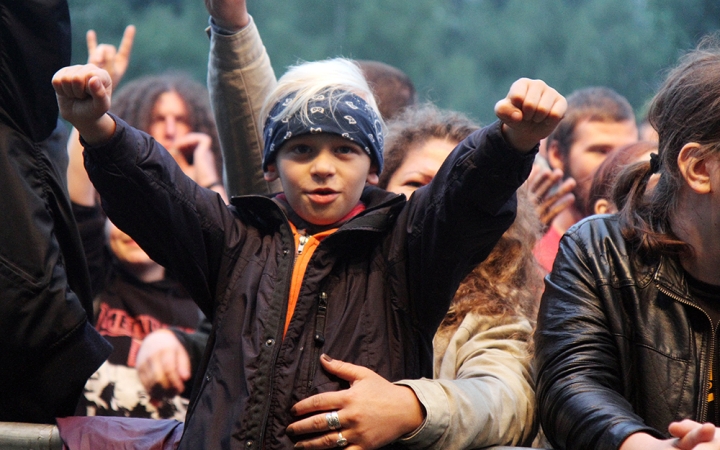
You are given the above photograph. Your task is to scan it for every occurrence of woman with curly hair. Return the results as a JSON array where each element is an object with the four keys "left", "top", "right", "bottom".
[{"left": 111, "top": 74, "right": 225, "bottom": 193}]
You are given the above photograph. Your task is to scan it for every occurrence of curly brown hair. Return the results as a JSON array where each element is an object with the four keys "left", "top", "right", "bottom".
[
  {"left": 111, "top": 73, "right": 222, "bottom": 176},
  {"left": 378, "top": 103, "right": 480, "bottom": 189}
]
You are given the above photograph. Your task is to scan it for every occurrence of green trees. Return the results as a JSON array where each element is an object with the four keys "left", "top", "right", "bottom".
[{"left": 67, "top": 0, "right": 719, "bottom": 123}]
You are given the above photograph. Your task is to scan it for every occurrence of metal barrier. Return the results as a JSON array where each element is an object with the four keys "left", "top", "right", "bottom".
[
  {"left": 0, "top": 421, "right": 546, "bottom": 450},
  {"left": 0, "top": 422, "right": 63, "bottom": 450}
]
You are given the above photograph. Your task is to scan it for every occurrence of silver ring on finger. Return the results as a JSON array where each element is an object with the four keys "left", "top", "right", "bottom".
[
  {"left": 336, "top": 431, "right": 348, "bottom": 448},
  {"left": 326, "top": 411, "right": 341, "bottom": 430}
]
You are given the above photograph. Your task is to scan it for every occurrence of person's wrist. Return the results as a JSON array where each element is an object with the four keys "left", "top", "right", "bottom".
[
  {"left": 396, "top": 385, "right": 426, "bottom": 437},
  {"left": 78, "top": 114, "right": 116, "bottom": 146},
  {"left": 500, "top": 123, "right": 537, "bottom": 153},
  {"left": 211, "top": 12, "right": 250, "bottom": 33},
  {"left": 619, "top": 432, "right": 674, "bottom": 450}
]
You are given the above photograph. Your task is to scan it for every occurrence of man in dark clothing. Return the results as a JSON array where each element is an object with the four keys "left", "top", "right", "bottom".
[{"left": 0, "top": 0, "right": 111, "bottom": 423}]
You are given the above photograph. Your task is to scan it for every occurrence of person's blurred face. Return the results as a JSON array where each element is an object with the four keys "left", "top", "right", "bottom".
[
  {"left": 107, "top": 220, "right": 154, "bottom": 267},
  {"left": 264, "top": 134, "right": 377, "bottom": 226},
  {"left": 552, "top": 119, "right": 638, "bottom": 216},
  {"left": 592, "top": 148, "right": 658, "bottom": 216},
  {"left": 148, "top": 91, "right": 191, "bottom": 150},
  {"left": 385, "top": 138, "right": 458, "bottom": 198}
]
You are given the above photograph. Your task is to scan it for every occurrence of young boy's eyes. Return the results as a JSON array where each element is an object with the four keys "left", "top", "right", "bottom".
[
  {"left": 283, "top": 140, "right": 362, "bottom": 157},
  {"left": 335, "top": 145, "right": 359, "bottom": 155},
  {"left": 290, "top": 144, "right": 313, "bottom": 154}
]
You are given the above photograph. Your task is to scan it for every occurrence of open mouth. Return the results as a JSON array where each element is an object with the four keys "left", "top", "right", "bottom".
[{"left": 306, "top": 189, "right": 340, "bottom": 204}]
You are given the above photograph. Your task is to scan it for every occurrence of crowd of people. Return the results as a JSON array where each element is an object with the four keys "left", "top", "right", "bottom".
[{"left": 4, "top": 0, "right": 720, "bottom": 450}]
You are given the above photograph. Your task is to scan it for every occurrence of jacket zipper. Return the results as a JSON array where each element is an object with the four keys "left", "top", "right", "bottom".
[
  {"left": 656, "top": 283, "right": 715, "bottom": 422},
  {"left": 298, "top": 231, "right": 308, "bottom": 255},
  {"left": 308, "top": 292, "right": 328, "bottom": 388},
  {"left": 292, "top": 230, "right": 327, "bottom": 388},
  {"left": 257, "top": 227, "right": 297, "bottom": 448}
]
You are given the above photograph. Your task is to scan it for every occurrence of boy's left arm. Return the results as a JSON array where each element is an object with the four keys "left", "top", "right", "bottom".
[{"left": 406, "top": 78, "right": 565, "bottom": 333}]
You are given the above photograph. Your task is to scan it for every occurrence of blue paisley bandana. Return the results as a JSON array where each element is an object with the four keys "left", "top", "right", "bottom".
[{"left": 262, "top": 91, "right": 384, "bottom": 173}]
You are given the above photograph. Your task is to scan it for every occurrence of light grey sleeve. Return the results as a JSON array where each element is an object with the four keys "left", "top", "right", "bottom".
[
  {"left": 207, "top": 16, "right": 282, "bottom": 197},
  {"left": 397, "top": 313, "right": 536, "bottom": 449}
]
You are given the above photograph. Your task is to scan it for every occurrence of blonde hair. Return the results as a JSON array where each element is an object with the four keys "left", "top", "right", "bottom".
[{"left": 260, "top": 58, "right": 384, "bottom": 132}]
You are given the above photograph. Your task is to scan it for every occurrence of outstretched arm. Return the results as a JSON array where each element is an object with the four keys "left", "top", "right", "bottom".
[
  {"left": 53, "top": 64, "right": 115, "bottom": 145},
  {"left": 67, "top": 26, "right": 135, "bottom": 207},
  {"left": 205, "top": 0, "right": 280, "bottom": 196},
  {"left": 404, "top": 78, "right": 566, "bottom": 341},
  {"left": 495, "top": 78, "right": 567, "bottom": 152}
]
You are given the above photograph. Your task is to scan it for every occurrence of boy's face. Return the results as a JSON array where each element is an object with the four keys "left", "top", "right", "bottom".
[{"left": 264, "top": 133, "right": 378, "bottom": 226}]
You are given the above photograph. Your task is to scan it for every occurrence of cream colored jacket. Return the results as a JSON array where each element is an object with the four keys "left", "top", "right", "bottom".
[{"left": 399, "top": 313, "right": 536, "bottom": 448}]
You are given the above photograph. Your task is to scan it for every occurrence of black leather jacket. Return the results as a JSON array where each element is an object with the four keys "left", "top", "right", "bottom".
[{"left": 534, "top": 214, "right": 714, "bottom": 450}]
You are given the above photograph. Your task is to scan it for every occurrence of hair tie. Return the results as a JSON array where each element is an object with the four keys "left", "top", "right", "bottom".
[{"left": 649, "top": 152, "right": 660, "bottom": 174}]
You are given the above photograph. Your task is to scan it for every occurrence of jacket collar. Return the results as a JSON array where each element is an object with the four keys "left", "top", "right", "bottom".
[
  {"left": 229, "top": 185, "right": 405, "bottom": 234},
  {"left": 653, "top": 255, "right": 692, "bottom": 302}
]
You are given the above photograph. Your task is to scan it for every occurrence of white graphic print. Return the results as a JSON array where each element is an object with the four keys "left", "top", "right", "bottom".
[{"left": 82, "top": 361, "right": 189, "bottom": 420}]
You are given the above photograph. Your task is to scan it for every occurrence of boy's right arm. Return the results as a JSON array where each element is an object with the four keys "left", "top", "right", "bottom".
[
  {"left": 67, "top": 27, "right": 135, "bottom": 207},
  {"left": 56, "top": 64, "right": 235, "bottom": 315},
  {"left": 53, "top": 64, "right": 116, "bottom": 145}
]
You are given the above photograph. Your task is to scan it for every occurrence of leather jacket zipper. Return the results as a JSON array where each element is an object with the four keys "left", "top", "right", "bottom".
[{"left": 656, "top": 283, "right": 715, "bottom": 422}]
